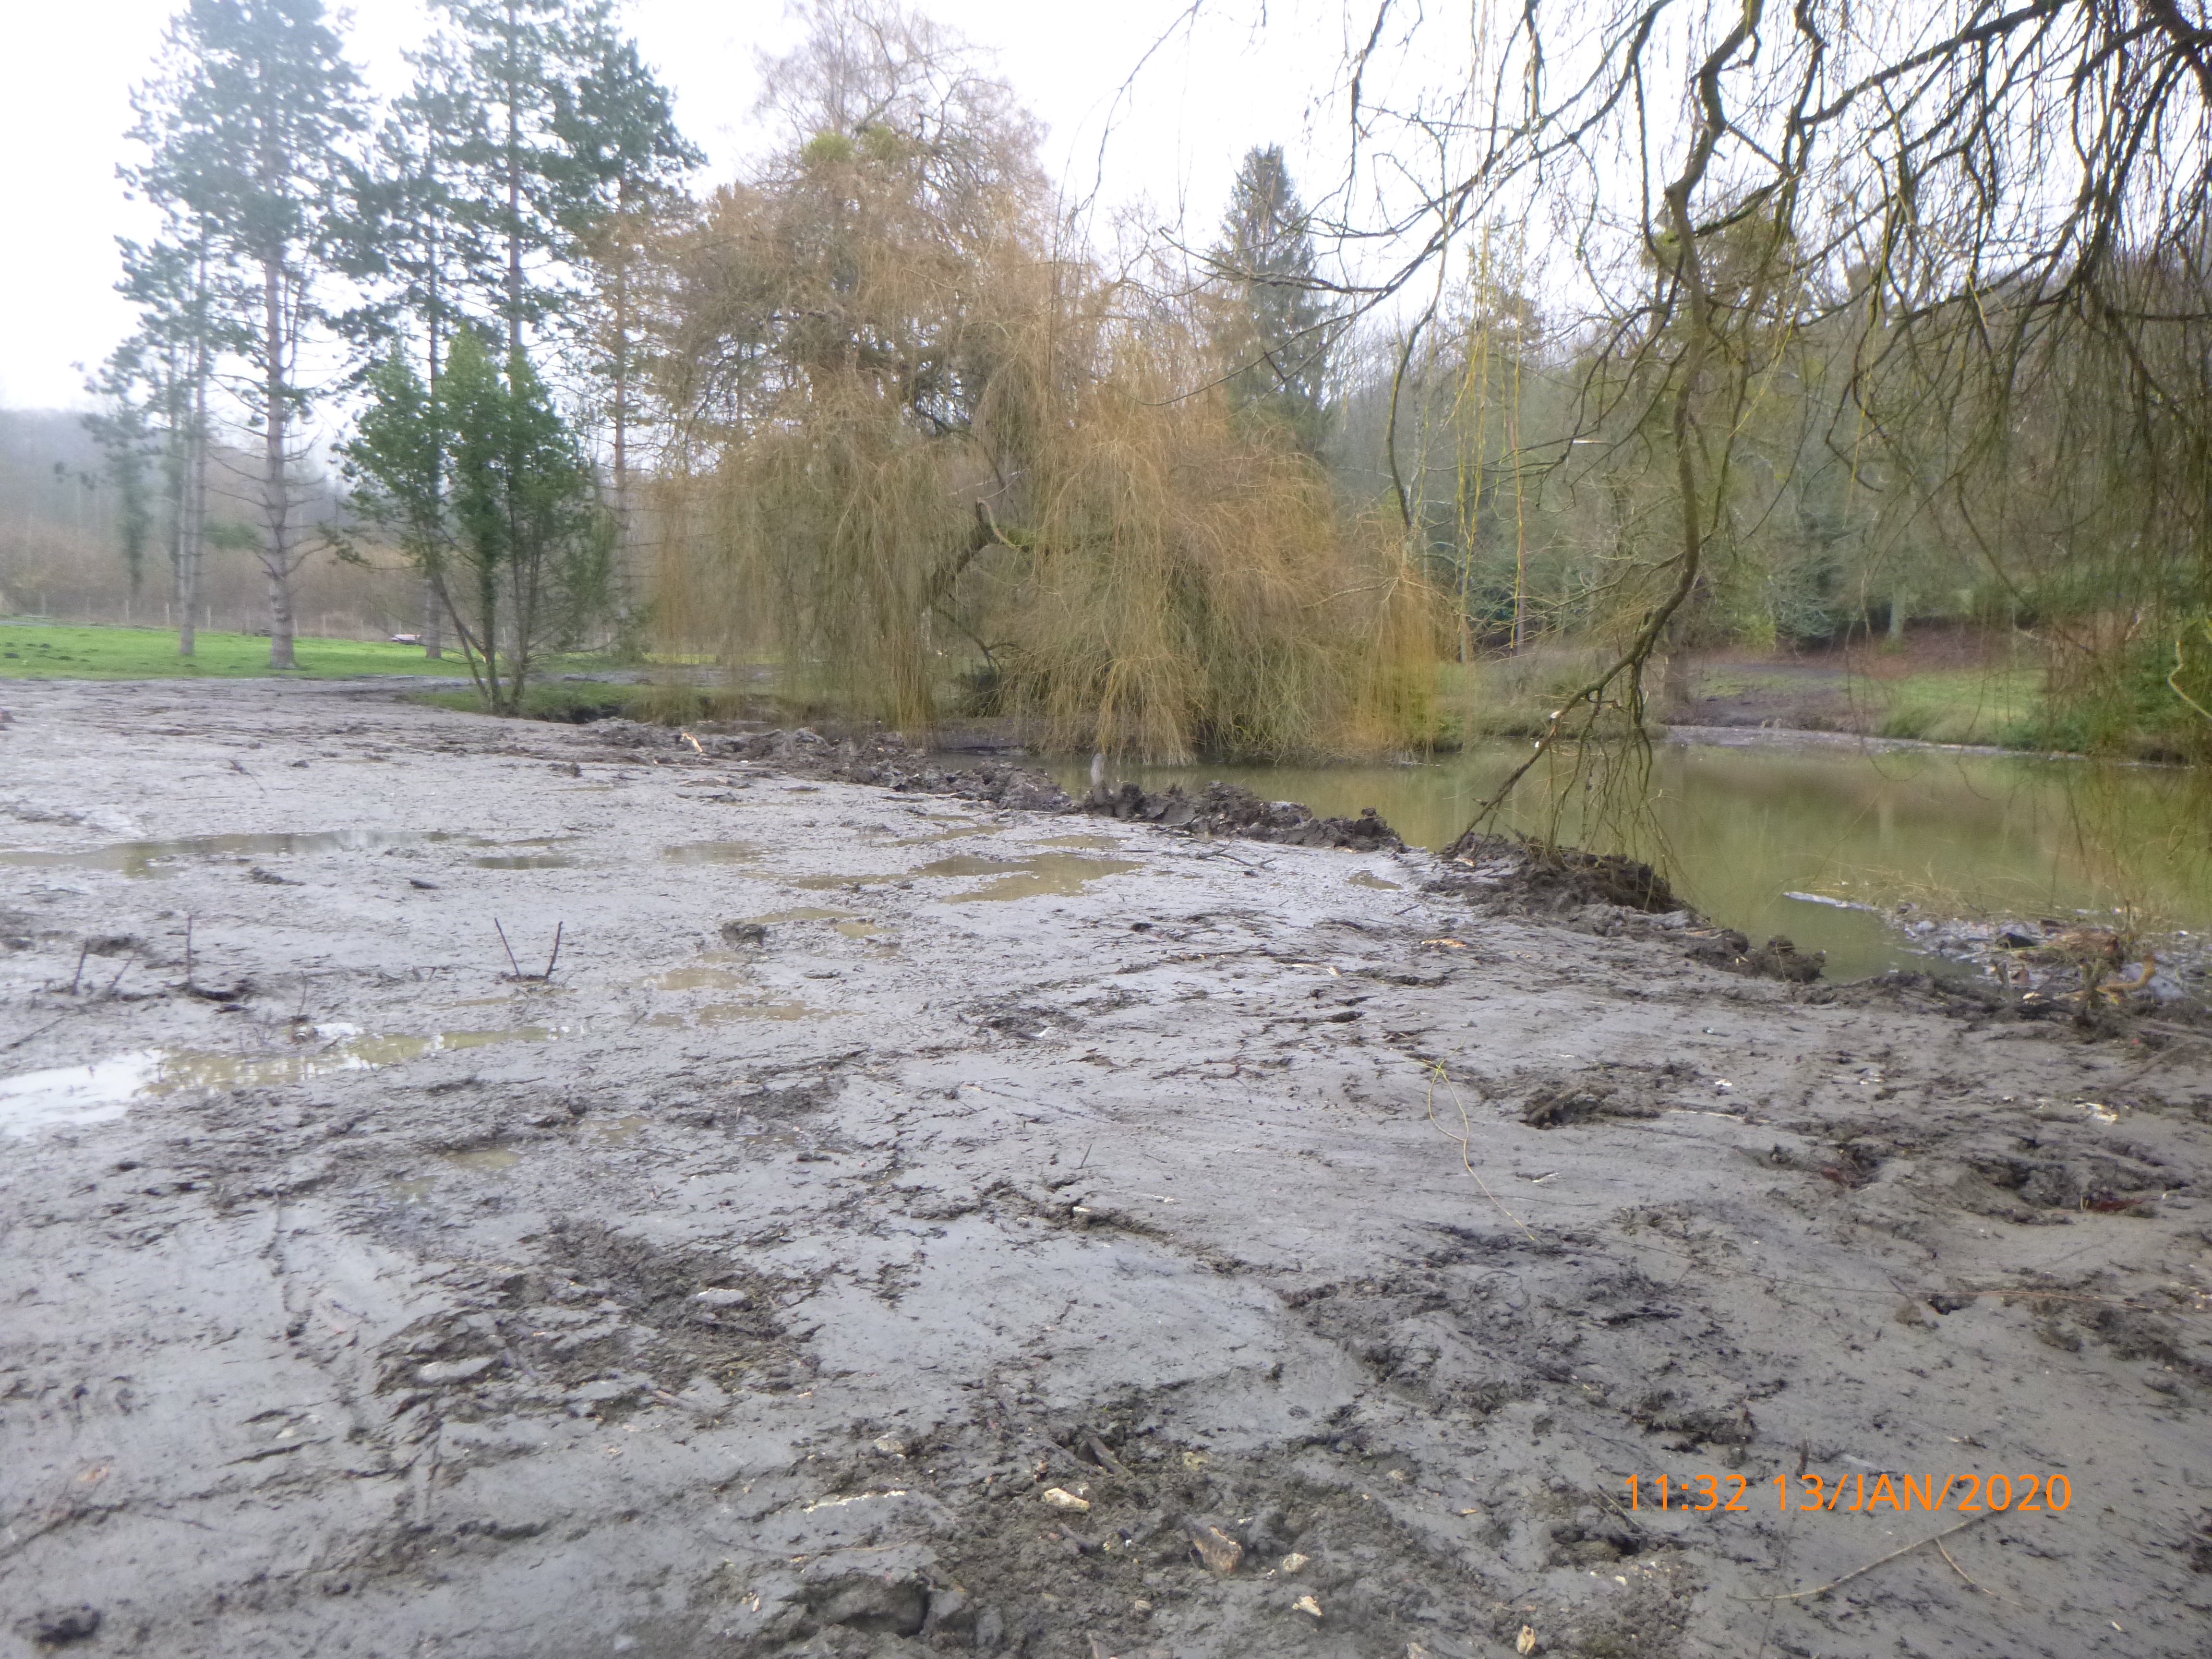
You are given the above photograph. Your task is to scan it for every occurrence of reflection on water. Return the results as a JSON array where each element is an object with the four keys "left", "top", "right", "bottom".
[
  {"left": 0, "top": 1052, "right": 164, "bottom": 1135},
  {"left": 919, "top": 852, "right": 1144, "bottom": 902},
  {"left": 1053, "top": 743, "right": 2212, "bottom": 981},
  {"left": 0, "top": 1024, "right": 561, "bottom": 1136},
  {"left": 662, "top": 840, "right": 762, "bottom": 864},
  {"left": 646, "top": 966, "right": 751, "bottom": 991},
  {"left": 442, "top": 1146, "right": 521, "bottom": 1172},
  {"left": 648, "top": 1001, "right": 822, "bottom": 1027},
  {"left": 0, "top": 829, "right": 581, "bottom": 879},
  {"left": 0, "top": 829, "right": 426, "bottom": 878}
]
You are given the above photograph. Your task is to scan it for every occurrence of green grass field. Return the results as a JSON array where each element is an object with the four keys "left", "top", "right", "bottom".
[{"left": 0, "top": 621, "right": 476, "bottom": 680}]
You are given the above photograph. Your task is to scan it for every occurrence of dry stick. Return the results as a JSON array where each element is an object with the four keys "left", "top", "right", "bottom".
[
  {"left": 102, "top": 957, "right": 132, "bottom": 998},
  {"left": 69, "top": 945, "right": 89, "bottom": 997},
  {"left": 493, "top": 919, "right": 523, "bottom": 979},
  {"left": 1737, "top": 1510, "right": 1996, "bottom": 1603},
  {"left": 4, "top": 1010, "right": 77, "bottom": 1053},
  {"left": 542, "top": 922, "right": 563, "bottom": 982},
  {"left": 1934, "top": 1535, "right": 2037, "bottom": 1610},
  {"left": 1425, "top": 1063, "right": 1539, "bottom": 1244}
]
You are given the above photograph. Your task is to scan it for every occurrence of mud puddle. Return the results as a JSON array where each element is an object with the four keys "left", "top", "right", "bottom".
[
  {"left": 660, "top": 840, "right": 763, "bottom": 865},
  {"left": 643, "top": 966, "right": 752, "bottom": 992},
  {"left": 0, "top": 1023, "right": 562, "bottom": 1135},
  {"left": 0, "top": 829, "right": 582, "bottom": 879},
  {"left": 0, "top": 828, "right": 427, "bottom": 877},
  {"left": 646, "top": 1001, "right": 824, "bottom": 1027},
  {"left": 918, "top": 850, "right": 1142, "bottom": 901}
]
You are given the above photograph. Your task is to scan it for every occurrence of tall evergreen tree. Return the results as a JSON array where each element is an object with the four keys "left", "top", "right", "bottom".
[
  {"left": 127, "top": 0, "right": 371, "bottom": 669},
  {"left": 92, "top": 231, "right": 222, "bottom": 652},
  {"left": 553, "top": 23, "right": 700, "bottom": 609},
  {"left": 341, "top": 54, "right": 498, "bottom": 656},
  {"left": 352, "top": 2, "right": 696, "bottom": 636},
  {"left": 425, "top": 0, "right": 605, "bottom": 357},
  {"left": 1207, "top": 146, "right": 1334, "bottom": 450}
]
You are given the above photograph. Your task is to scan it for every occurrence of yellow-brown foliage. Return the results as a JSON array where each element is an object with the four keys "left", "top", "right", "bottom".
[{"left": 645, "top": 33, "right": 1439, "bottom": 760}]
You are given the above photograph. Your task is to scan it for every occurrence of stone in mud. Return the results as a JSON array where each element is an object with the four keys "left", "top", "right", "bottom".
[
  {"left": 417, "top": 1355, "right": 496, "bottom": 1384},
  {"left": 720, "top": 921, "right": 768, "bottom": 948},
  {"left": 920, "top": 1585, "right": 973, "bottom": 1640},
  {"left": 1186, "top": 1520, "right": 1243, "bottom": 1575},
  {"left": 25, "top": 1606, "right": 101, "bottom": 1646},
  {"left": 974, "top": 1607, "right": 1006, "bottom": 1652}
]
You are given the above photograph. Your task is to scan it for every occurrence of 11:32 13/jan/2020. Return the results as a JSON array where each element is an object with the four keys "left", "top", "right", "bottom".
[{"left": 1624, "top": 1472, "right": 2072, "bottom": 1513}]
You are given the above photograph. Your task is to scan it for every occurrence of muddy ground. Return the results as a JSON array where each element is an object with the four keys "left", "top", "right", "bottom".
[{"left": 3, "top": 678, "right": 2211, "bottom": 1659}]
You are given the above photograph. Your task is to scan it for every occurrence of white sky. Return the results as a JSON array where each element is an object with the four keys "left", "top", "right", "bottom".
[{"left": 0, "top": 0, "right": 1358, "bottom": 411}]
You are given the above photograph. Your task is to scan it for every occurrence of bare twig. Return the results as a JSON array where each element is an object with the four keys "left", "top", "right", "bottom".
[
  {"left": 69, "top": 945, "right": 88, "bottom": 997},
  {"left": 3, "top": 1011, "right": 77, "bottom": 1053},
  {"left": 1935, "top": 1534, "right": 2037, "bottom": 1609},
  {"left": 1737, "top": 1511, "right": 1996, "bottom": 1602},
  {"left": 493, "top": 918, "right": 523, "bottom": 979},
  {"left": 1425, "top": 1063, "right": 1539, "bottom": 1244},
  {"left": 542, "top": 922, "right": 563, "bottom": 982}
]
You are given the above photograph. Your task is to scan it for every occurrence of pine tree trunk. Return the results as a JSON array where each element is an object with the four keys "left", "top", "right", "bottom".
[
  {"left": 263, "top": 255, "right": 296, "bottom": 669},
  {"left": 424, "top": 275, "right": 444, "bottom": 659},
  {"left": 178, "top": 251, "right": 209, "bottom": 658},
  {"left": 505, "top": 41, "right": 524, "bottom": 361},
  {"left": 612, "top": 185, "right": 634, "bottom": 627}
]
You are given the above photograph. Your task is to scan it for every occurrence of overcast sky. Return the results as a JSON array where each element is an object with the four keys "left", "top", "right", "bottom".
[{"left": 0, "top": 0, "right": 1353, "bottom": 410}]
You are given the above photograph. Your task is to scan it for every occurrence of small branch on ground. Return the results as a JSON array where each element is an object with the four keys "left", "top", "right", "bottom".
[
  {"left": 1738, "top": 1511, "right": 1996, "bottom": 1602},
  {"left": 494, "top": 918, "right": 523, "bottom": 979}
]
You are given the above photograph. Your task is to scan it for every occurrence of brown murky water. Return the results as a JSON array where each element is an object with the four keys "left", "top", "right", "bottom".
[{"left": 1053, "top": 742, "right": 2212, "bottom": 979}]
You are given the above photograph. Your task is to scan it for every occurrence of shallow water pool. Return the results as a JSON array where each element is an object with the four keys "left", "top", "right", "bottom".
[{"left": 1050, "top": 739, "right": 2212, "bottom": 981}]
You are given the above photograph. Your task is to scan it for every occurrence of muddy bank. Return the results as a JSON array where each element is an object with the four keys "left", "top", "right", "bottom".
[{"left": 3, "top": 678, "right": 2211, "bottom": 1659}]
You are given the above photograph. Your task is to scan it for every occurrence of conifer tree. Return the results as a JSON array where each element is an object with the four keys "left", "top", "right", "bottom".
[
  {"left": 1207, "top": 146, "right": 1334, "bottom": 451},
  {"left": 553, "top": 22, "right": 700, "bottom": 608},
  {"left": 126, "top": 0, "right": 371, "bottom": 668}
]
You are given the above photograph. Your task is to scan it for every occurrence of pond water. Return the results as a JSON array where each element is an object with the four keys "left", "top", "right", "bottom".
[{"left": 1046, "top": 739, "right": 2212, "bottom": 981}]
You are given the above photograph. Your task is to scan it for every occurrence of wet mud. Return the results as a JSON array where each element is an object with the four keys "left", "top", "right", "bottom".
[{"left": 3, "top": 678, "right": 2212, "bottom": 1659}]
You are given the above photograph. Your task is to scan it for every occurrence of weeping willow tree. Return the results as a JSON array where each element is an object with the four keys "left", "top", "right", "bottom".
[
  {"left": 1286, "top": 0, "right": 2212, "bottom": 832},
  {"left": 649, "top": 0, "right": 1438, "bottom": 759}
]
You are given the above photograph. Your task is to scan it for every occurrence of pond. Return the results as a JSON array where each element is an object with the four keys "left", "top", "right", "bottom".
[{"left": 1043, "top": 738, "right": 2212, "bottom": 982}]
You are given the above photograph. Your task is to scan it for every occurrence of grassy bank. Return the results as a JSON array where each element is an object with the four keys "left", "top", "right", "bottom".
[
  {"left": 0, "top": 620, "right": 474, "bottom": 680},
  {"left": 1433, "top": 645, "right": 2056, "bottom": 752}
]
